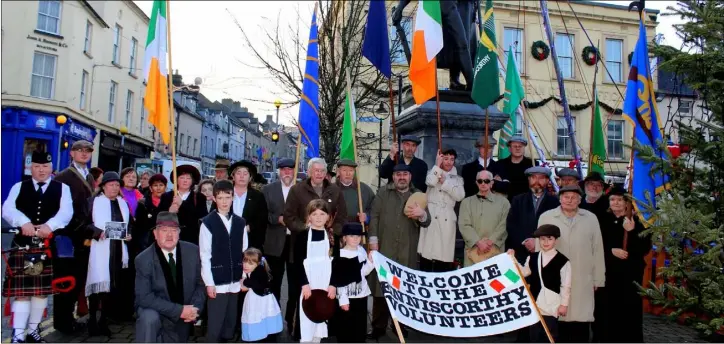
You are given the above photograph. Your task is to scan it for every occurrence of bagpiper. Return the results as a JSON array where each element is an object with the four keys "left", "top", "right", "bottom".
[{"left": 2, "top": 151, "right": 73, "bottom": 343}]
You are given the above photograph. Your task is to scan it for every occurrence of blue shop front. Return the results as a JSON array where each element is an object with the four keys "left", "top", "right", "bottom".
[{"left": 1, "top": 107, "right": 97, "bottom": 202}]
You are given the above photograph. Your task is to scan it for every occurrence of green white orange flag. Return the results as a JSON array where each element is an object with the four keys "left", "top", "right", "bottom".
[
  {"left": 409, "top": 0, "right": 443, "bottom": 105},
  {"left": 498, "top": 46, "right": 526, "bottom": 158},
  {"left": 471, "top": 0, "right": 500, "bottom": 109},
  {"left": 143, "top": 0, "right": 171, "bottom": 144},
  {"left": 589, "top": 89, "right": 607, "bottom": 175},
  {"left": 340, "top": 74, "right": 357, "bottom": 161}
]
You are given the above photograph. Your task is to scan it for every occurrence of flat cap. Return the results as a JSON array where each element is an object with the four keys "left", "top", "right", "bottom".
[
  {"left": 336, "top": 159, "right": 357, "bottom": 168},
  {"left": 584, "top": 171, "right": 605, "bottom": 183},
  {"left": 559, "top": 184, "right": 583, "bottom": 196},
  {"left": 400, "top": 135, "right": 421, "bottom": 144},
  {"left": 475, "top": 135, "right": 497, "bottom": 148},
  {"left": 31, "top": 151, "right": 53, "bottom": 164},
  {"left": 557, "top": 168, "right": 581, "bottom": 180},
  {"left": 71, "top": 140, "right": 94, "bottom": 151},
  {"left": 533, "top": 224, "right": 561, "bottom": 238},
  {"left": 277, "top": 158, "right": 295, "bottom": 169},
  {"left": 525, "top": 166, "right": 552, "bottom": 177},
  {"left": 392, "top": 164, "right": 411, "bottom": 173},
  {"left": 507, "top": 136, "right": 528, "bottom": 146}
]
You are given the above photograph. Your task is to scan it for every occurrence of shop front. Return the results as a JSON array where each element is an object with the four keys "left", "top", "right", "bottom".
[
  {"left": 58, "top": 119, "right": 97, "bottom": 171},
  {"left": 97, "top": 131, "right": 152, "bottom": 174}
]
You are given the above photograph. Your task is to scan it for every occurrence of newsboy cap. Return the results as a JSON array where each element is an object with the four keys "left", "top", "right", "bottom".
[
  {"left": 525, "top": 166, "right": 552, "bottom": 177},
  {"left": 557, "top": 168, "right": 581, "bottom": 180},
  {"left": 71, "top": 140, "right": 94, "bottom": 151},
  {"left": 277, "top": 158, "right": 295, "bottom": 169},
  {"left": 392, "top": 164, "right": 411, "bottom": 173},
  {"left": 336, "top": 159, "right": 357, "bottom": 168},
  {"left": 400, "top": 135, "right": 421, "bottom": 145},
  {"left": 507, "top": 136, "right": 528, "bottom": 146},
  {"left": 559, "top": 184, "right": 583, "bottom": 196}
]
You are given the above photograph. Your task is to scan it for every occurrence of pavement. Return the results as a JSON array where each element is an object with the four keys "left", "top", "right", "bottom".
[{"left": 1, "top": 235, "right": 711, "bottom": 343}]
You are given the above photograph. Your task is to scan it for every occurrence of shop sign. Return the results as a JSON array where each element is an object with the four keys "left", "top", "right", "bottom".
[
  {"left": 35, "top": 117, "right": 47, "bottom": 129},
  {"left": 68, "top": 123, "right": 94, "bottom": 141}
]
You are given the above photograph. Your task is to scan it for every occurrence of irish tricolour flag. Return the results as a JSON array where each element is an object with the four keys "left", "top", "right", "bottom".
[
  {"left": 409, "top": 0, "right": 443, "bottom": 105},
  {"left": 143, "top": 0, "right": 171, "bottom": 144},
  {"left": 489, "top": 269, "right": 521, "bottom": 293}
]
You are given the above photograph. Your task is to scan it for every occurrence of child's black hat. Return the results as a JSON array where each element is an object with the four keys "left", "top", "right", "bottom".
[
  {"left": 342, "top": 222, "right": 365, "bottom": 236},
  {"left": 533, "top": 224, "right": 561, "bottom": 238}
]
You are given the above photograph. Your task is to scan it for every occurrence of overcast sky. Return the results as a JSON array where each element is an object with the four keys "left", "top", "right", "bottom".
[{"left": 133, "top": 1, "right": 684, "bottom": 125}]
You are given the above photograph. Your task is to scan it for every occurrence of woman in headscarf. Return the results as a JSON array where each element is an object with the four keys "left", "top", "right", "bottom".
[
  {"left": 84, "top": 172, "right": 133, "bottom": 336},
  {"left": 601, "top": 186, "right": 651, "bottom": 343},
  {"left": 120, "top": 167, "right": 143, "bottom": 218},
  {"left": 135, "top": 174, "right": 168, "bottom": 252},
  {"left": 158, "top": 165, "right": 208, "bottom": 245}
]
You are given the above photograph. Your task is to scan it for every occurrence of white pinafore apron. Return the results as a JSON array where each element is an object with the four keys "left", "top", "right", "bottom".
[{"left": 299, "top": 229, "right": 333, "bottom": 342}]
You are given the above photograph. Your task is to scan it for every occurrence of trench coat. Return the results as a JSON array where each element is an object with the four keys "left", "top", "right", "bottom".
[
  {"left": 418, "top": 166, "right": 465, "bottom": 263},
  {"left": 537, "top": 207, "right": 606, "bottom": 323},
  {"left": 368, "top": 183, "right": 431, "bottom": 297},
  {"left": 458, "top": 192, "right": 510, "bottom": 267}
]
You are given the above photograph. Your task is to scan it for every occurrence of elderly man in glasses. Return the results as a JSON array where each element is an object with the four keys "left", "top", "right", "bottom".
[{"left": 458, "top": 170, "right": 510, "bottom": 267}]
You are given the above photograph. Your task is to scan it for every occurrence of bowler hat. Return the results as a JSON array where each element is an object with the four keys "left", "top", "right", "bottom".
[
  {"left": 155, "top": 211, "right": 180, "bottom": 229},
  {"left": 277, "top": 158, "right": 295, "bottom": 169},
  {"left": 342, "top": 222, "right": 365, "bottom": 236},
  {"left": 170, "top": 165, "right": 201, "bottom": 185},
  {"left": 228, "top": 160, "right": 257, "bottom": 178},
  {"left": 302, "top": 289, "right": 336, "bottom": 323},
  {"left": 533, "top": 224, "right": 561, "bottom": 238},
  {"left": 99, "top": 171, "right": 121, "bottom": 187},
  {"left": 475, "top": 136, "right": 497, "bottom": 148},
  {"left": 71, "top": 140, "right": 94, "bottom": 151},
  {"left": 336, "top": 159, "right": 357, "bottom": 168},
  {"left": 31, "top": 151, "right": 53, "bottom": 164},
  {"left": 400, "top": 135, "right": 421, "bottom": 145}
]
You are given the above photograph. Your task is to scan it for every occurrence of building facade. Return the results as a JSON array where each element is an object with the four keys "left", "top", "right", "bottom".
[{"left": 1, "top": 0, "right": 152, "bottom": 200}]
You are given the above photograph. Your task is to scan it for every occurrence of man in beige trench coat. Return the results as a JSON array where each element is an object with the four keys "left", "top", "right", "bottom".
[{"left": 537, "top": 185, "right": 605, "bottom": 343}]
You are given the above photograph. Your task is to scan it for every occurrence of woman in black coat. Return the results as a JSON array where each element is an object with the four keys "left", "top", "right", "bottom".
[
  {"left": 601, "top": 186, "right": 652, "bottom": 343},
  {"left": 158, "top": 165, "right": 208, "bottom": 245},
  {"left": 134, "top": 174, "right": 168, "bottom": 252}
]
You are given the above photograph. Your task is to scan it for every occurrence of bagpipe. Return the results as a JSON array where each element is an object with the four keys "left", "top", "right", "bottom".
[{"left": 2, "top": 227, "right": 75, "bottom": 293}]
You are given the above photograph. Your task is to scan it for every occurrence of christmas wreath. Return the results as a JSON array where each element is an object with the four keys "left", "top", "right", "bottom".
[
  {"left": 581, "top": 46, "right": 600, "bottom": 66},
  {"left": 531, "top": 40, "right": 550, "bottom": 61},
  {"left": 628, "top": 51, "right": 634, "bottom": 65}
]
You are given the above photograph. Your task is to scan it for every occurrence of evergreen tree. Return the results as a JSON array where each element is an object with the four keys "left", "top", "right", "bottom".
[{"left": 636, "top": 0, "right": 724, "bottom": 336}]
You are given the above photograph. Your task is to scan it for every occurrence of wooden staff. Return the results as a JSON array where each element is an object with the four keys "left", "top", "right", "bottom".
[
  {"left": 165, "top": 0, "right": 178, "bottom": 193},
  {"left": 483, "top": 108, "right": 490, "bottom": 169},
  {"left": 435, "top": 61, "right": 442, "bottom": 151},
  {"left": 521, "top": 106, "right": 535, "bottom": 167},
  {"left": 346, "top": 69, "right": 367, "bottom": 243},
  {"left": 510, "top": 255, "right": 556, "bottom": 343}
]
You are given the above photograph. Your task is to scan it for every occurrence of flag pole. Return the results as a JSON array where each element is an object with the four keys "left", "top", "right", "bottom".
[
  {"left": 588, "top": 40, "right": 600, "bottom": 171},
  {"left": 435, "top": 60, "right": 442, "bottom": 151},
  {"left": 165, "top": 0, "right": 178, "bottom": 193},
  {"left": 346, "top": 69, "right": 367, "bottom": 243},
  {"left": 510, "top": 255, "right": 556, "bottom": 343},
  {"left": 483, "top": 108, "right": 489, "bottom": 169},
  {"left": 293, "top": 126, "right": 302, "bottom": 184},
  {"left": 388, "top": 77, "right": 397, "bottom": 164},
  {"left": 521, "top": 107, "right": 535, "bottom": 167}
]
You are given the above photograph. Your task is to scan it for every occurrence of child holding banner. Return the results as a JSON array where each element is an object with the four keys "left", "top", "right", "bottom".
[
  {"left": 292, "top": 200, "right": 337, "bottom": 342},
  {"left": 331, "top": 222, "right": 375, "bottom": 343},
  {"left": 508, "top": 224, "right": 571, "bottom": 343}
]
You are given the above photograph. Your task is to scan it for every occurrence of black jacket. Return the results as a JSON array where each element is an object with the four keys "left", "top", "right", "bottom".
[
  {"left": 461, "top": 158, "right": 504, "bottom": 198},
  {"left": 378, "top": 155, "right": 429, "bottom": 193},
  {"left": 505, "top": 191, "right": 560, "bottom": 263},
  {"left": 134, "top": 196, "right": 163, "bottom": 253},
  {"left": 233, "top": 187, "right": 268, "bottom": 253},
  {"left": 159, "top": 191, "right": 208, "bottom": 245}
]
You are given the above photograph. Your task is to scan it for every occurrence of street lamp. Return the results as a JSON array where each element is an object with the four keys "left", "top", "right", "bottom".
[
  {"left": 273, "top": 99, "right": 281, "bottom": 145},
  {"left": 374, "top": 101, "right": 392, "bottom": 188},
  {"left": 119, "top": 125, "right": 129, "bottom": 173},
  {"left": 56, "top": 115, "right": 67, "bottom": 170}
]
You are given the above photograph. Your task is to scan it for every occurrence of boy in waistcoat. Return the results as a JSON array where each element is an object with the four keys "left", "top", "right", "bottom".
[
  {"left": 199, "top": 180, "right": 246, "bottom": 342},
  {"left": 508, "top": 224, "right": 571, "bottom": 343}
]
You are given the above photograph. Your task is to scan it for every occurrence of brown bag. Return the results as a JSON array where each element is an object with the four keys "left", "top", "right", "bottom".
[{"left": 466, "top": 245, "right": 501, "bottom": 264}]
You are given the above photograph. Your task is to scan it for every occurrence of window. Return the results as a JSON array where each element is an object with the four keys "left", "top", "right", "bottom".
[
  {"left": 503, "top": 28, "right": 523, "bottom": 72},
  {"left": 679, "top": 100, "right": 692, "bottom": 114},
  {"left": 186, "top": 136, "right": 191, "bottom": 154},
  {"left": 30, "top": 52, "right": 56, "bottom": 99},
  {"left": 555, "top": 33, "right": 574, "bottom": 79},
  {"left": 108, "top": 81, "right": 118, "bottom": 122},
  {"left": 140, "top": 97, "right": 146, "bottom": 134},
  {"left": 218, "top": 138, "right": 221, "bottom": 154},
  {"left": 194, "top": 138, "right": 198, "bottom": 156},
  {"left": 83, "top": 21, "right": 92, "bottom": 53},
  {"left": 37, "top": 0, "right": 61, "bottom": 35},
  {"left": 605, "top": 39, "right": 623, "bottom": 83},
  {"left": 80, "top": 70, "right": 89, "bottom": 109},
  {"left": 515, "top": 114, "right": 524, "bottom": 136},
  {"left": 390, "top": 16, "right": 413, "bottom": 65},
  {"left": 125, "top": 90, "right": 134, "bottom": 128},
  {"left": 607, "top": 120, "right": 624, "bottom": 159},
  {"left": 129, "top": 38, "right": 138, "bottom": 75},
  {"left": 180, "top": 134, "right": 185, "bottom": 152},
  {"left": 113, "top": 25, "right": 122, "bottom": 64},
  {"left": 556, "top": 116, "right": 576, "bottom": 156}
]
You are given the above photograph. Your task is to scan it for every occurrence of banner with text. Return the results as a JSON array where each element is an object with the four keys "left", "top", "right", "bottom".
[{"left": 372, "top": 251, "right": 539, "bottom": 337}]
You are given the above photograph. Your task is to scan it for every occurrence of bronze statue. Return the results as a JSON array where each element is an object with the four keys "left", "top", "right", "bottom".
[{"left": 393, "top": 0, "right": 477, "bottom": 91}]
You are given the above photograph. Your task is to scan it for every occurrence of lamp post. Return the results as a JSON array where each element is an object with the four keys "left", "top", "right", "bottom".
[
  {"left": 56, "top": 115, "right": 67, "bottom": 170},
  {"left": 119, "top": 125, "right": 129, "bottom": 173},
  {"left": 374, "top": 101, "right": 391, "bottom": 188}
]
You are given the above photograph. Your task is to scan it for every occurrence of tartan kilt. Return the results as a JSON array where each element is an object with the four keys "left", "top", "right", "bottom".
[{"left": 2, "top": 247, "right": 54, "bottom": 297}]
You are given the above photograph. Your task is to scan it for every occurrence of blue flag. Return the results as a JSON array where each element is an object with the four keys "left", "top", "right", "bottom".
[
  {"left": 623, "top": 20, "right": 671, "bottom": 225},
  {"left": 299, "top": 5, "right": 320, "bottom": 159},
  {"left": 361, "top": 0, "right": 391, "bottom": 78}
]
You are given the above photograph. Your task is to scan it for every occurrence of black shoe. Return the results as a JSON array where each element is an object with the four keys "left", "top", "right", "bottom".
[
  {"left": 55, "top": 320, "right": 85, "bottom": 335},
  {"left": 450, "top": 80, "right": 467, "bottom": 91},
  {"left": 11, "top": 330, "right": 25, "bottom": 343},
  {"left": 366, "top": 328, "right": 386, "bottom": 341},
  {"left": 25, "top": 330, "right": 46, "bottom": 343}
]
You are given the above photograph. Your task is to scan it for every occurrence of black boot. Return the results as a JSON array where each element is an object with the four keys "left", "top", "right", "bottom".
[
  {"left": 366, "top": 328, "right": 387, "bottom": 341},
  {"left": 24, "top": 329, "right": 46, "bottom": 343}
]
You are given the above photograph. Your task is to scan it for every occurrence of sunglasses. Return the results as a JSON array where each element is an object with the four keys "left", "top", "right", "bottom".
[{"left": 476, "top": 179, "right": 492, "bottom": 184}]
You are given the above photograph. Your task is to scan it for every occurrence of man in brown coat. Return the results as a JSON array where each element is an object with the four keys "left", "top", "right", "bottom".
[
  {"left": 282, "top": 157, "right": 347, "bottom": 327},
  {"left": 52, "top": 140, "right": 96, "bottom": 334}
]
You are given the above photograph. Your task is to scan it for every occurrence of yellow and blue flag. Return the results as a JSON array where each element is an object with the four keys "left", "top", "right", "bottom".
[
  {"left": 623, "top": 20, "right": 670, "bottom": 225},
  {"left": 299, "top": 4, "right": 320, "bottom": 158}
]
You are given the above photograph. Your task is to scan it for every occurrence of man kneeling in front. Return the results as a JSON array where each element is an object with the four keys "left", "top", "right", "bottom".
[{"left": 135, "top": 212, "right": 206, "bottom": 342}]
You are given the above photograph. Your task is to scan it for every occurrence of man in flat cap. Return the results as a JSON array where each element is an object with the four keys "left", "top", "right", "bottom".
[
  {"left": 378, "top": 135, "right": 429, "bottom": 192},
  {"left": 498, "top": 136, "right": 538, "bottom": 200},
  {"left": 52, "top": 140, "right": 96, "bottom": 333},
  {"left": 461, "top": 135, "right": 504, "bottom": 198},
  {"left": 2, "top": 151, "right": 73, "bottom": 343},
  {"left": 261, "top": 158, "right": 297, "bottom": 303},
  {"left": 213, "top": 159, "right": 230, "bottom": 182},
  {"left": 368, "top": 163, "right": 430, "bottom": 340},
  {"left": 556, "top": 168, "right": 581, "bottom": 188},
  {"left": 538, "top": 185, "right": 605, "bottom": 343},
  {"left": 335, "top": 159, "right": 374, "bottom": 226}
]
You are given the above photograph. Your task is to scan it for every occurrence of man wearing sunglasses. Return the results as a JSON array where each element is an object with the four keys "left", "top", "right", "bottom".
[
  {"left": 461, "top": 136, "right": 503, "bottom": 198},
  {"left": 458, "top": 170, "right": 510, "bottom": 267}
]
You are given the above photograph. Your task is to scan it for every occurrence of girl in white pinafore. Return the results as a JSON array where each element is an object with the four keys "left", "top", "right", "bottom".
[{"left": 292, "top": 199, "right": 336, "bottom": 343}]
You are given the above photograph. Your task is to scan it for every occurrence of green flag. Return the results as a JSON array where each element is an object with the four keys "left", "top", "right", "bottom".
[
  {"left": 589, "top": 90, "right": 606, "bottom": 175},
  {"left": 340, "top": 84, "right": 357, "bottom": 161},
  {"left": 470, "top": 0, "right": 500, "bottom": 108},
  {"left": 498, "top": 47, "right": 526, "bottom": 158}
]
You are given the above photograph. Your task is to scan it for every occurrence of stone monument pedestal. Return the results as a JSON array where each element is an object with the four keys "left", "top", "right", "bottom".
[{"left": 396, "top": 90, "right": 508, "bottom": 168}]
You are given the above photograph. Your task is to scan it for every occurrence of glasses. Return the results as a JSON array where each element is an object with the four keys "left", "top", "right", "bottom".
[
  {"left": 476, "top": 179, "right": 492, "bottom": 184},
  {"left": 73, "top": 148, "right": 93, "bottom": 153}
]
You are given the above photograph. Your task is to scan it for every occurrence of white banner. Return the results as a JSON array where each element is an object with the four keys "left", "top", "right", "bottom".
[{"left": 372, "top": 251, "right": 539, "bottom": 337}]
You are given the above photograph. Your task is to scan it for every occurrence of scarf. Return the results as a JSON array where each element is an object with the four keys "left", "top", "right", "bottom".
[
  {"left": 151, "top": 195, "right": 161, "bottom": 207},
  {"left": 121, "top": 188, "right": 141, "bottom": 216},
  {"left": 86, "top": 194, "right": 129, "bottom": 296}
]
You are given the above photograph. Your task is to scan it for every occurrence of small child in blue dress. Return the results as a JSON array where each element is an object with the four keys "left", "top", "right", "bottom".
[{"left": 240, "top": 248, "right": 283, "bottom": 342}]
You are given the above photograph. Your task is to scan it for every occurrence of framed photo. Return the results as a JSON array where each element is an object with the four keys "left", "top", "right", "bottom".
[{"left": 105, "top": 221, "right": 128, "bottom": 240}]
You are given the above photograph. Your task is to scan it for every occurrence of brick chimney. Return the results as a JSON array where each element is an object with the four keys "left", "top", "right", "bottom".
[
  {"left": 233, "top": 101, "right": 242, "bottom": 112},
  {"left": 221, "top": 98, "right": 234, "bottom": 111}
]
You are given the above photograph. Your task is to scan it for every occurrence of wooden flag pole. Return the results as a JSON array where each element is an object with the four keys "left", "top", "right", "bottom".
[
  {"left": 165, "top": 0, "right": 178, "bottom": 194},
  {"left": 435, "top": 60, "right": 442, "bottom": 151},
  {"left": 346, "top": 69, "right": 366, "bottom": 243},
  {"left": 521, "top": 107, "right": 536, "bottom": 167},
  {"left": 292, "top": 126, "right": 302, "bottom": 184},
  {"left": 483, "top": 108, "right": 490, "bottom": 169},
  {"left": 510, "top": 255, "right": 556, "bottom": 343}
]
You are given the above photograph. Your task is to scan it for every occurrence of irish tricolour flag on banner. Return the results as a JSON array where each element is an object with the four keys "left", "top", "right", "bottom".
[
  {"left": 489, "top": 268, "right": 522, "bottom": 293},
  {"left": 143, "top": 0, "right": 171, "bottom": 144},
  {"left": 409, "top": 0, "right": 443, "bottom": 105}
]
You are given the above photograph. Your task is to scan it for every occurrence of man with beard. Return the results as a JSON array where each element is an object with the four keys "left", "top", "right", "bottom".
[
  {"left": 52, "top": 140, "right": 96, "bottom": 334},
  {"left": 335, "top": 159, "right": 374, "bottom": 226},
  {"left": 213, "top": 159, "right": 230, "bottom": 182},
  {"left": 461, "top": 136, "right": 503, "bottom": 198},
  {"left": 378, "top": 135, "right": 429, "bottom": 192},
  {"left": 497, "top": 136, "right": 537, "bottom": 199},
  {"left": 367, "top": 164, "right": 431, "bottom": 340}
]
